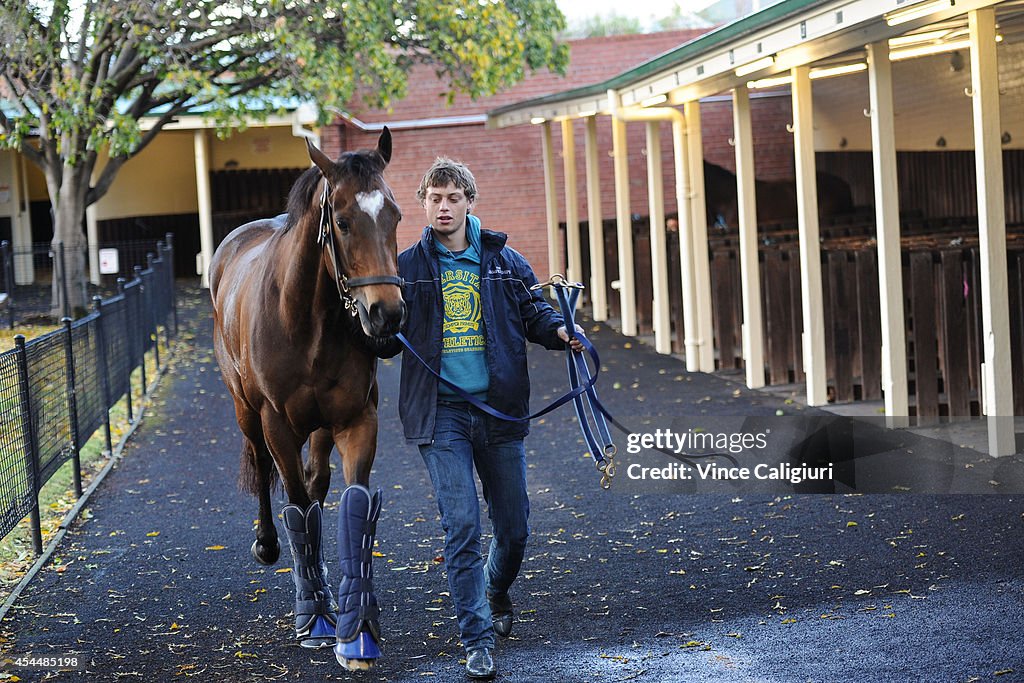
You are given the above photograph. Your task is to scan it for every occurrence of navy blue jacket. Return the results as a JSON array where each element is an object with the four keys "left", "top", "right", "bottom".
[{"left": 380, "top": 225, "right": 566, "bottom": 445}]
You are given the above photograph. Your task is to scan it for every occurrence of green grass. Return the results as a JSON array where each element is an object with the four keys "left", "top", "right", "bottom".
[
  {"left": 0, "top": 322, "right": 62, "bottom": 352},
  {"left": 0, "top": 331, "right": 170, "bottom": 595}
]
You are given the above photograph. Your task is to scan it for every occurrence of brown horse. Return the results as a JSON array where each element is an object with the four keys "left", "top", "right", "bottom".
[
  {"left": 703, "top": 160, "right": 854, "bottom": 228},
  {"left": 210, "top": 129, "right": 404, "bottom": 670}
]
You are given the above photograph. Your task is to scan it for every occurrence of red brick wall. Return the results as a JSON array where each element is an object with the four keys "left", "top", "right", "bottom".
[
  {"left": 346, "top": 30, "right": 709, "bottom": 123},
  {"left": 701, "top": 93, "right": 796, "bottom": 181},
  {"left": 330, "top": 32, "right": 799, "bottom": 273}
]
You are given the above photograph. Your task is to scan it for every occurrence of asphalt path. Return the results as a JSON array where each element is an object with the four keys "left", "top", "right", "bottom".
[{"left": 2, "top": 287, "right": 1023, "bottom": 682}]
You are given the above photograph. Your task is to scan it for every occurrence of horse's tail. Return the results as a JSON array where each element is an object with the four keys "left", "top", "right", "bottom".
[{"left": 238, "top": 438, "right": 279, "bottom": 496}]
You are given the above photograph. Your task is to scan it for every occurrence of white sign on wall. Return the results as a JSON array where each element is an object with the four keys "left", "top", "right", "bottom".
[{"left": 99, "top": 248, "right": 119, "bottom": 275}]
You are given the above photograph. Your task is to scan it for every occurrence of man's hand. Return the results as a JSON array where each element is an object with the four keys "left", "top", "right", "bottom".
[{"left": 557, "top": 324, "right": 586, "bottom": 353}]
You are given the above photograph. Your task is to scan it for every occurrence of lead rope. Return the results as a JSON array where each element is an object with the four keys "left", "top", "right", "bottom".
[
  {"left": 535, "top": 275, "right": 740, "bottom": 489},
  {"left": 532, "top": 275, "right": 617, "bottom": 488}
]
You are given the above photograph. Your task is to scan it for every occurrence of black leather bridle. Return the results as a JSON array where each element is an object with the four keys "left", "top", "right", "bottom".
[{"left": 317, "top": 181, "right": 404, "bottom": 317}]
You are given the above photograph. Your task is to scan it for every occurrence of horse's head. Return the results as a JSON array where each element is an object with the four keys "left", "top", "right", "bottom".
[
  {"left": 703, "top": 160, "right": 739, "bottom": 229},
  {"left": 306, "top": 129, "right": 406, "bottom": 338}
]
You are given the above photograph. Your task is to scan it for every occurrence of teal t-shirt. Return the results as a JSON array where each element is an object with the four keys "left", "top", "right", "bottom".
[{"left": 436, "top": 216, "right": 488, "bottom": 399}]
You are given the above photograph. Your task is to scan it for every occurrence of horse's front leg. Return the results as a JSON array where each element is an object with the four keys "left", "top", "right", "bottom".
[
  {"left": 305, "top": 428, "right": 334, "bottom": 506},
  {"left": 262, "top": 410, "right": 339, "bottom": 649},
  {"left": 332, "top": 401, "right": 383, "bottom": 671}
]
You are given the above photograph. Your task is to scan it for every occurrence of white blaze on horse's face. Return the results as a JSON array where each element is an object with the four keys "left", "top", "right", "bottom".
[{"left": 355, "top": 190, "right": 385, "bottom": 223}]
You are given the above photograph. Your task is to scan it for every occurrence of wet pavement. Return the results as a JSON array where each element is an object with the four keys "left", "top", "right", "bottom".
[{"left": 1, "top": 287, "right": 1022, "bottom": 682}]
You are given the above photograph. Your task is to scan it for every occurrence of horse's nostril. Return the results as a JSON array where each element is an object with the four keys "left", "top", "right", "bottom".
[{"left": 369, "top": 301, "right": 404, "bottom": 335}]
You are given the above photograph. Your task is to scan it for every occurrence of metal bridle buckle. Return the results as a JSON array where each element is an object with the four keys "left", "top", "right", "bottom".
[
  {"left": 530, "top": 273, "right": 585, "bottom": 291},
  {"left": 597, "top": 446, "right": 617, "bottom": 489}
]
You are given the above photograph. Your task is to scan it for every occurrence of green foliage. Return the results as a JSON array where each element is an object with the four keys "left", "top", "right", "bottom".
[
  {"left": 566, "top": 12, "right": 644, "bottom": 38},
  {"left": 654, "top": 4, "right": 713, "bottom": 32},
  {"left": 564, "top": 3, "right": 710, "bottom": 38},
  {"left": 0, "top": 0, "right": 568, "bottom": 193}
]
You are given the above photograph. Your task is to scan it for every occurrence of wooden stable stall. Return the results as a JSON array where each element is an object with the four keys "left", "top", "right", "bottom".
[{"left": 614, "top": 214, "right": 1024, "bottom": 418}]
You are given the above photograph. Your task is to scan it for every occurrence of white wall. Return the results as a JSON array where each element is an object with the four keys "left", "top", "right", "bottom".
[
  {"left": 0, "top": 150, "right": 20, "bottom": 226},
  {"left": 91, "top": 125, "right": 310, "bottom": 221},
  {"left": 210, "top": 126, "right": 310, "bottom": 170}
]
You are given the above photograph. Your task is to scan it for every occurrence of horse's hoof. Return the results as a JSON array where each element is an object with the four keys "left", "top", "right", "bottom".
[
  {"left": 298, "top": 614, "right": 338, "bottom": 648},
  {"left": 337, "top": 657, "right": 376, "bottom": 671},
  {"left": 334, "top": 631, "right": 381, "bottom": 670},
  {"left": 251, "top": 538, "right": 280, "bottom": 566}
]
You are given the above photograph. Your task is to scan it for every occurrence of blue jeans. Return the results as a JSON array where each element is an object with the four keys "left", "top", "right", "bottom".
[{"left": 418, "top": 401, "right": 530, "bottom": 650}]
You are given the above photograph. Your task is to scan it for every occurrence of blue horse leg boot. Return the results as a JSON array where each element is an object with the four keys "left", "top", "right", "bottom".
[
  {"left": 281, "top": 500, "right": 339, "bottom": 648},
  {"left": 334, "top": 484, "right": 383, "bottom": 667}
]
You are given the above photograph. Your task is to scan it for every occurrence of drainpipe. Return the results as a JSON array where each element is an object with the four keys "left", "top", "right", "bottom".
[{"left": 609, "top": 102, "right": 708, "bottom": 371}]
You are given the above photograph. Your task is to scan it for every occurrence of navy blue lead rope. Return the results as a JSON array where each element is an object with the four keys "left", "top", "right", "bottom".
[
  {"left": 395, "top": 276, "right": 735, "bottom": 488},
  {"left": 548, "top": 279, "right": 617, "bottom": 484},
  {"left": 540, "top": 277, "right": 738, "bottom": 482}
]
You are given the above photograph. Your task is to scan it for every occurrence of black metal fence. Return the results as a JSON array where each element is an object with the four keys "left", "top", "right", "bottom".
[
  {"left": 0, "top": 235, "right": 177, "bottom": 554},
  {"left": 0, "top": 239, "right": 166, "bottom": 327}
]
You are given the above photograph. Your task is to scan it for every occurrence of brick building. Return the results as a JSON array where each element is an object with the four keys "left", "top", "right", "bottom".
[{"left": 318, "top": 29, "right": 802, "bottom": 273}]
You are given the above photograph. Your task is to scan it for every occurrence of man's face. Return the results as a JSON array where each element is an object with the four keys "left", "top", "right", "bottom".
[{"left": 423, "top": 183, "right": 474, "bottom": 241}]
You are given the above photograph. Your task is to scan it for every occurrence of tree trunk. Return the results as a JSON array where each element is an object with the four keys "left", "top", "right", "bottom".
[{"left": 48, "top": 169, "right": 90, "bottom": 318}]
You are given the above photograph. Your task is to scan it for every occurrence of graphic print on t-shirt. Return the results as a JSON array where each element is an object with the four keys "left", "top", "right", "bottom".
[{"left": 442, "top": 268, "right": 484, "bottom": 353}]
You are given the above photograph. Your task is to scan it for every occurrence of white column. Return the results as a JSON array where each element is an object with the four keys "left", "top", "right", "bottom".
[
  {"left": 684, "top": 100, "right": 715, "bottom": 372},
  {"left": 561, "top": 119, "right": 582, "bottom": 285},
  {"left": 12, "top": 153, "right": 34, "bottom": 284},
  {"left": 584, "top": 116, "right": 608, "bottom": 321},
  {"left": 791, "top": 65, "right": 828, "bottom": 406},
  {"left": 867, "top": 42, "right": 910, "bottom": 426},
  {"left": 86, "top": 203, "right": 100, "bottom": 285},
  {"left": 194, "top": 129, "right": 215, "bottom": 289},
  {"left": 540, "top": 121, "right": 561, "bottom": 280},
  {"left": 611, "top": 95, "right": 637, "bottom": 336},
  {"left": 673, "top": 115, "right": 699, "bottom": 370},
  {"left": 646, "top": 121, "right": 670, "bottom": 354},
  {"left": 969, "top": 9, "right": 1015, "bottom": 456},
  {"left": 732, "top": 85, "right": 766, "bottom": 389}
]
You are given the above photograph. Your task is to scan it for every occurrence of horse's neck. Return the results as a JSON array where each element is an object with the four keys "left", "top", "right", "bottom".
[{"left": 275, "top": 214, "right": 336, "bottom": 331}]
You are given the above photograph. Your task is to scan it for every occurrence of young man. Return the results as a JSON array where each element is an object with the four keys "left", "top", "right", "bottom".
[{"left": 379, "top": 157, "right": 583, "bottom": 680}]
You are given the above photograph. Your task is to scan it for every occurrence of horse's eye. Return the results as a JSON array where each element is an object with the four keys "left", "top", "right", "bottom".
[{"left": 336, "top": 217, "right": 350, "bottom": 234}]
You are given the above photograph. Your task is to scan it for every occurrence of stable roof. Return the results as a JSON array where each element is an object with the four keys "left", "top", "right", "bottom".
[{"left": 487, "top": 0, "right": 1017, "bottom": 127}]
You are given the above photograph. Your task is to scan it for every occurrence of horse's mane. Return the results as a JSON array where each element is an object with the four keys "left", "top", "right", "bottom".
[
  {"left": 284, "top": 150, "right": 387, "bottom": 231},
  {"left": 704, "top": 160, "right": 736, "bottom": 183}
]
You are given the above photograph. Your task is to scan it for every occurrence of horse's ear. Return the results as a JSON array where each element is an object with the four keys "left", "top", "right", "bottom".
[
  {"left": 306, "top": 137, "right": 335, "bottom": 179},
  {"left": 377, "top": 126, "right": 392, "bottom": 165}
]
